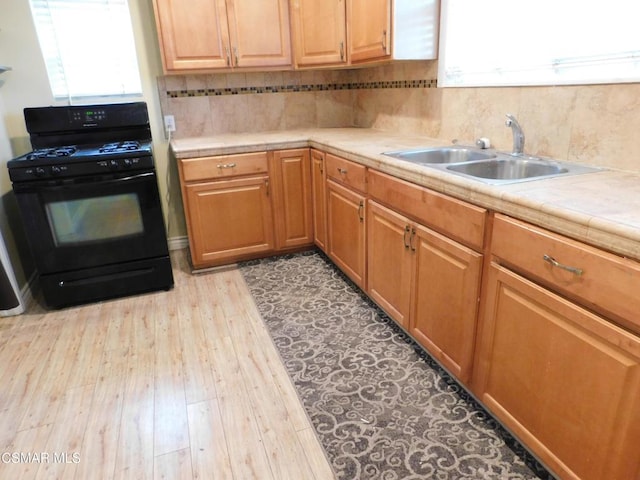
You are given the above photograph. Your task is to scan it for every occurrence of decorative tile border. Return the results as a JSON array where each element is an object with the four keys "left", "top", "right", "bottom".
[{"left": 166, "top": 78, "right": 438, "bottom": 98}]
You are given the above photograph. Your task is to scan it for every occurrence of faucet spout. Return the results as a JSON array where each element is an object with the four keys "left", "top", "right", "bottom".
[{"left": 505, "top": 114, "right": 525, "bottom": 156}]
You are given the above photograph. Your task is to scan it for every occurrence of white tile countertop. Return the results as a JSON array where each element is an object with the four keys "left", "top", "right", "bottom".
[{"left": 171, "top": 128, "right": 640, "bottom": 261}]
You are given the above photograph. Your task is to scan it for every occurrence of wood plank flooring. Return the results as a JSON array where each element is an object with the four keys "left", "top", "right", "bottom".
[{"left": 0, "top": 249, "right": 335, "bottom": 480}]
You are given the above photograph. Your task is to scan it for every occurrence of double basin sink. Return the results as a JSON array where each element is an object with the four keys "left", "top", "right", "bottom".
[{"left": 383, "top": 146, "right": 600, "bottom": 185}]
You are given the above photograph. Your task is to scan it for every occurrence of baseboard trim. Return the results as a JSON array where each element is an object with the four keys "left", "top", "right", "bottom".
[{"left": 168, "top": 236, "right": 189, "bottom": 251}]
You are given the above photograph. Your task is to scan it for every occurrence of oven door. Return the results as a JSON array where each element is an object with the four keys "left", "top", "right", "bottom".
[{"left": 13, "top": 170, "right": 169, "bottom": 274}]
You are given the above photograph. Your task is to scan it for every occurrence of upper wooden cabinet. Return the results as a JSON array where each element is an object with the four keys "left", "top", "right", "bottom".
[
  {"left": 348, "top": 0, "right": 391, "bottom": 63},
  {"left": 227, "top": 0, "right": 292, "bottom": 69},
  {"left": 290, "top": 0, "right": 440, "bottom": 68},
  {"left": 348, "top": 0, "right": 440, "bottom": 64},
  {"left": 153, "top": 0, "right": 292, "bottom": 72},
  {"left": 290, "top": 0, "right": 347, "bottom": 67}
]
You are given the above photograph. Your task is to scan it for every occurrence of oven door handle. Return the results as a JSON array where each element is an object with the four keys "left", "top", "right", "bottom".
[
  {"left": 88, "top": 171, "right": 156, "bottom": 185},
  {"left": 14, "top": 171, "right": 156, "bottom": 193}
]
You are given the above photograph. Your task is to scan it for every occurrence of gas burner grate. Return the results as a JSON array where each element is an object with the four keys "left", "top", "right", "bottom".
[
  {"left": 26, "top": 146, "right": 77, "bottom": 160},
  {"left": 99, "top": 141, "right": 141, "bottom": 153}
]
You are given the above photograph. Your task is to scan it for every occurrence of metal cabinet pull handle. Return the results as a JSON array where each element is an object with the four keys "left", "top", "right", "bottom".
[
  {"left": 403, "top": 225, "right": 410, "bottom": 249},
  {"left": 217, "top": 163, "right": 237, "bottom": 169},
  {"left": 358, "top": 200, "right": 364, "bottom": 222},
  {"left": 409, "top": 227, "right": 416, "bottom": 252},
  {"left": 382, "top": 30, "right": 387, "bottom": 50},
  {"left": 225, "top": 46, "right": 231, "bottom": 66},
  {"left": 265, "top": 179, "right": 270, "bottom": 196},
  {"left": 233, "top": 47, "right": 239, "bottom": 66},
  {"left": 340, "top": 41, "right": 344, "bottom": 61},
  {"left": 337, "top": 167, "right": 348, "bottom": 174},
  {"left": 543, "top": 254, "right": 583, "bottom": 276}
]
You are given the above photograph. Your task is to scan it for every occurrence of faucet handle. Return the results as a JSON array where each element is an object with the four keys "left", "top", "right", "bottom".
[{"left": 476, "top": 137, "right": 491, "bottom": 149}]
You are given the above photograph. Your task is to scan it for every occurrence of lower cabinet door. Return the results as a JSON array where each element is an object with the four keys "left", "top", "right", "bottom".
[
  {"left": 410, "top": 223, "right": 482, "bottom": 383},
  {"left": 311, "top": 149, "right": 328, "bottom": 252},
  {"left": 474, "top": 263, "right": 640, "bottom": 480},
  {"left": 185, "top": 175, "right": 274, "bottom": 267},
  {"left": 367, "top": 200, "right": 413, "bottom": 328},
  {"left": 326, "top": 179, "right": 366, "bottom": 289},
  {"left": 271, "top": 149, "right": 313, "bottom": 249}
]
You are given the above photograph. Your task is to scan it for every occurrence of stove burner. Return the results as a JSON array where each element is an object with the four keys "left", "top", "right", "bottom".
[
  {"left": 26, "top": 146, "right": 77, "bottom": 160},
  {"left": 99, "top": 141, "right": 141, "bottom": 153}
]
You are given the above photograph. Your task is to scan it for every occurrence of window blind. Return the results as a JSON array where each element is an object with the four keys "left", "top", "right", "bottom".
[
  {"left": 438, "top": 0, "right": 640, "bottom": 87},
  {"left": 29, "top": 0, "right": 142, "bottom": 100}
]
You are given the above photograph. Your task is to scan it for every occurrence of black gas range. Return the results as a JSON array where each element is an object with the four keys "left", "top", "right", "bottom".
[
  {"left": 8, "top": 103, "right": 156, "bottom": 181},
  {"left": 9, "top": 141, "right": 155, "bottom": 182},
  {"left": 7, "top": 102, "right": 173, "bottom": 309}
]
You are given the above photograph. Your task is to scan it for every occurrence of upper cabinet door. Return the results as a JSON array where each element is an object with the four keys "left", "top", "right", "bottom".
[
  {"left": 348, "top": 0, "right": 391, "bottom": 63},
  {"left": 226, "top": 0, "right": 292, "bottom": 68},
  {"left": 153, "top": 0, "right": 231, "bottom": 71},
  {"left": 290, "top": 0, "right": 347, "bottom": 67}
]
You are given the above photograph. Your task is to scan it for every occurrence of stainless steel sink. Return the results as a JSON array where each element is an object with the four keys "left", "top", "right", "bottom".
[
  {"left": 447, "top": 158, "right": 568, "bottom": 181},
  {"left": 383, "top": 146, "right": 496, "bottom": 164},
  {"left": 382, "top": 146, "right": 601, "bottom": 184}
]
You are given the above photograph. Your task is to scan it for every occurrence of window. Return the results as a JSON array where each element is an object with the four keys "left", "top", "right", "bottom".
[
  {"left": 438, "top": 0, "right": 640, "bottom": 87},
  {"left": 29, "top": 0, "right": 142, "bottom": 100}
]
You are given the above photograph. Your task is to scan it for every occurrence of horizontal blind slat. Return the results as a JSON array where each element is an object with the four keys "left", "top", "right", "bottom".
[{"left": 29, "top": 0, "right": 142, "bottom": 99}]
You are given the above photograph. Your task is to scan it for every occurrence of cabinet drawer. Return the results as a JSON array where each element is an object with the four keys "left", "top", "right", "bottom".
[
  {"left": 325, "top": 153, "right": 367, "bottom": 193},
  {"left": 492, "top": 214, "right": 640, "bottom": 331},
  {"left": 368, "top": 169, "right": 486, "bottom": 250},
  {"left": 181, "top": 152, "right": 268, "bottom": 182}
]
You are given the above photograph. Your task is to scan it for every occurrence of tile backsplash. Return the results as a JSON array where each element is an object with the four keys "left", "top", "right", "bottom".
[{"left": 158, "top": 61, "right": 640, "bottom": 172}]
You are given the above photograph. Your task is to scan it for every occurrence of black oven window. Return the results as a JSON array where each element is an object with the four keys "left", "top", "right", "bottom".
[{"left": 45, "top": 193, "right": 145, "bottom": 246}]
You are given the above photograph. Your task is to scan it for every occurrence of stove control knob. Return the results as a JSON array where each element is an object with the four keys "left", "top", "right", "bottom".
[
  {"left": 109, "top": 159, "right": 119, "bottom": 170},
  {"left": 35, "top": 167, "right": 46, "bottom": 177},
  {"left": 51, "top": 166, "right": 62, "bottom": 176},
  {"left": 123, "top": 159, "right": 132, "bottom": 168}
]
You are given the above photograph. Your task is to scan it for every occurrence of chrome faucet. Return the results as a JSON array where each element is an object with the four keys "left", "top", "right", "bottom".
[{"left": 505, "top": 114, "right": 525, "bottom": 156}]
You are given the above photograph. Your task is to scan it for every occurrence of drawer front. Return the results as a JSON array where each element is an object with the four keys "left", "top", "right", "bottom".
[
  {"left": 492, "top": 214, "right": 640, "bottom": 330},
  {"left": 368, "top": 169, "right": 486, "bottom": 250},
  {"left": 181, "top": 152, "right": 268, "bottom": 182},
  {"left": 325, "top": 153, "right": 367, "bottom": 193}
]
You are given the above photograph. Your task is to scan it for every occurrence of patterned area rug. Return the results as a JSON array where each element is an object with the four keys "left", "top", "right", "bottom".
[{"left": 240, "top": 251, "right": 554, "bottom": 480}]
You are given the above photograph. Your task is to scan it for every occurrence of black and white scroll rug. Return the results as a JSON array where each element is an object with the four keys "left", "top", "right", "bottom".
[{"left": 240, "top": 251, "right": 554, "bottom": 480}]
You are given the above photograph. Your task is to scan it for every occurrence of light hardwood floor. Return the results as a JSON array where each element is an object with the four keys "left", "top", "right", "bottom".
[{"left": 0, "top": 249, "right": 335, "bottom": 480}]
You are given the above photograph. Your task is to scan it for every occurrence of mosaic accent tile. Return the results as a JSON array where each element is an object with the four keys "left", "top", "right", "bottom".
[{"left": 166, "top": 79, "right": 438, "bottom": 98}]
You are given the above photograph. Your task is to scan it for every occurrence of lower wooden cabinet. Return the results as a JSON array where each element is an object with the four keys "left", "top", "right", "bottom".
[
  {"left": 178, "top": 149, "right": 313, "bottom": 269},
  {"left": 270, "top": 149, "right": 313, "bottom": 249},
  {"left": 410, "top": 223, "right": 482, "bottom": 383},
  {"left": 474, "top": 263, "right": 640, "bottom": 480},
  {"left": 327, "top": 179, "right": 366, "bottom": 289},
  {"left": 367, "top": 200, "right": 482, "bottom": 383},
  {"left": 367, "top": 201, "right": 413, "bottom": 328},
  {"left": 311, "top": 149, "right": 328, "bottom": 252},
  {"left": 184, "top": 175, "right": 274, "bottom": 268}
]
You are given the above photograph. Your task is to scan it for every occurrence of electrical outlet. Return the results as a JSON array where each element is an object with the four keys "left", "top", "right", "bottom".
[{"left": 164, "top": 115, "right": 176, "bottom": 133}]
